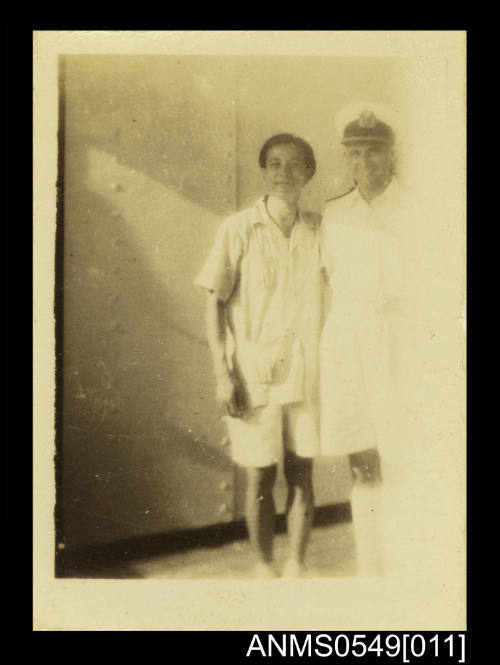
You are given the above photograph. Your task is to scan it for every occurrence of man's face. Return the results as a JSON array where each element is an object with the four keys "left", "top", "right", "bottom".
[
  {"left": 344, "top": 141, "right": 393, "bottom": 191},
  {"left": 262, "top": 143, "right": 312, "bottom": 199}
]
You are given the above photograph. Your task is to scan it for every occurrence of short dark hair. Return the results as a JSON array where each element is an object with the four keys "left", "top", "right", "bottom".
[{"left": 258, "top": 133, "right": 316, "bottom": 176}]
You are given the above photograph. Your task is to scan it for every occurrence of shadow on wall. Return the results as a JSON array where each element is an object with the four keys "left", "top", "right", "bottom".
[
  {"left": 60, "top": 140, "right": 355, "bottom": 557},
  {"left": 61, "top": 141, "right": 235, "bottom": 552}
]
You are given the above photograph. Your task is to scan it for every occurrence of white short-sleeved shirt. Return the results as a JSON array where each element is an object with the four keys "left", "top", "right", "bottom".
[{"left": 195, "top": 197, "right": 322, "bottom": 410}]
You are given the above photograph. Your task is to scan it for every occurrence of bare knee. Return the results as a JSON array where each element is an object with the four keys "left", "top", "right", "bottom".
[
  {"left": 245, "top": 465, "right": 277, "bottom": 500},
  {"left": 284, "top": 452, "right": 313, "bottom": 496}
]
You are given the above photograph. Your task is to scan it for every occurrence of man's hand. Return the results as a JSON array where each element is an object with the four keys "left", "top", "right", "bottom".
[{"left": 216, "top": 375, "right": 247, "bottom": 419}]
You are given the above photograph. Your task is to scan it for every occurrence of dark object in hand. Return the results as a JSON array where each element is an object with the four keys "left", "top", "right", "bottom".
[{"left": 227, "top": 382, "right": 247, "bottom": 419}]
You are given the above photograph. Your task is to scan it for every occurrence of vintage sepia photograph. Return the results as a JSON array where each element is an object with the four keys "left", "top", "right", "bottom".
[{"left": 33, "top": 31, "right": 466, "bottom": 631}]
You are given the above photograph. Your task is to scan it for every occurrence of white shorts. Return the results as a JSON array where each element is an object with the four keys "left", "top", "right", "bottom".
[{"left": 226, "top": 402, "right": 319, "bottom": 468}]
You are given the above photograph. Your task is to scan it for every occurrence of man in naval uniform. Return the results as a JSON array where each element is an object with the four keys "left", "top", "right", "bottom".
[{"left": 319, "top": 107, "right": 414, "bottom": 576}]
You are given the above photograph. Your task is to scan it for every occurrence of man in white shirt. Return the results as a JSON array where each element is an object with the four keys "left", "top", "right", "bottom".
[
  {"left": 320, "top": 108, "right": 411, "bottom": 576},
  {"left": 196, "top": 134, "right": 322, "bottom": 578}
]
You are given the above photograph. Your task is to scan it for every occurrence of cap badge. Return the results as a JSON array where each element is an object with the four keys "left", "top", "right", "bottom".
[{"left": 359, "top": 110, "right": 377, "bottom": 128}]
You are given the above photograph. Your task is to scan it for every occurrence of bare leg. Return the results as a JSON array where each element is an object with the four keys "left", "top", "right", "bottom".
[
  {"left": 245, "top": 465, "right": 277, "bottom": 568},
  {"left": 283, "top": 451, "right": 314, "bottom": 570}
]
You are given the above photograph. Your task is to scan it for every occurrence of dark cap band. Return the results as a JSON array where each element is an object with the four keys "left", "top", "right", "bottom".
[{"left": 342, "top": 111, "right": 395, "bottom": 145}]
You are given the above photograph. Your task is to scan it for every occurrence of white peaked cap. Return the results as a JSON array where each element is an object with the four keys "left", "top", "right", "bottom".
[{"left": 335, "top": 100, "right": 404, "bottom": 142}]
